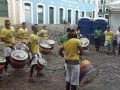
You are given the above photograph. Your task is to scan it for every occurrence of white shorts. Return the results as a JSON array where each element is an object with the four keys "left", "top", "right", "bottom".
[
  {"left": 30, "top": 52, "right": 42, "bottom": 65},
  {"left": 65, "top": 63, "right": 80, "bottom": 85},
  {"left": 4, "top": 47, "right": 12, "bottom": 57}
]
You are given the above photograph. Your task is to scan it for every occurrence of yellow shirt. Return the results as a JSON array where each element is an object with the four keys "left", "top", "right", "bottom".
[
  {"left": 17, "top": 28, "right": 28, "bottom": 43},
  {"left": 0, "top": 26, "right": 15, "bottom": 46},
  {"left": 61, "top": 38, "right": 80, "bottom": 60},
  {"left": 37, "top": 29, "right": 48, "bottom": 37},
  {"left": 28, "top": 34, "right": 40, "bottom": 54},
  {"left": 104, "top": 30, "right": 113, "bottom": 41}
]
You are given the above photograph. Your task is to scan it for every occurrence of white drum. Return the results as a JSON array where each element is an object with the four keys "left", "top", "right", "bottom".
[
  {"left": 45, "top": 39, "right": 55, "bottom": 50},
  {"left": 10, "top": 50, "right": 28, "bottom": 69},
  {"left": 36, "top": 56, "right": 47, "bottom": 70},
  {"left": 40, "top": 43, "right": 51, "bottom": 55},
  {"left": 80, "top": 37, "right": 89, "bottom": 50}
]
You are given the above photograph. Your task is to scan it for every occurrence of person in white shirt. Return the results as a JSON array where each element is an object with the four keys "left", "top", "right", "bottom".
[{"left": 116, "top": 26, "right": 120, "bottom": 55}]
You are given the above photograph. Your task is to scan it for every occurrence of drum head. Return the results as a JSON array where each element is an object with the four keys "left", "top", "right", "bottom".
[
  {"left": 38, "top": 58, "right": 47, "bottom": 66},
  {"left": 40, "top": 43, "right": 51, "bottom": 49},
  {"left": 46, "top": 39, "right": 55, "bottom": 45},
  {"left": 80, "top": 38, "right": 89, "bottom": 48},
  {"left": 0, "top": 56, "right": 6, "bottom": 63},
  {"left": 80, "top": 69, "right": 99, "bottom": 87},
  {"left": 11, "top": 50, "right": 28, "bottom": 61}
]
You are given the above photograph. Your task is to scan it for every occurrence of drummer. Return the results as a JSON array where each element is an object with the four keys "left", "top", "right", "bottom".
[
  {"left": 37, "top": 25, "right": 49, "bottom": 42},
  {"left": 59, "top": 33, "right": 83, "bottom": 90},
  {"left": 27, "top": 24, "right": 44, "bottom": 83},
  {"left": 17, "top": 22, "right": 28, "bottom": 50},
  {"left": 60, "top": 28, "right": 71, "bottom": 44},
  {"left": 0, "top": 20, "right": 16, "bottom": 76},
  {"left": 75, "top": 26, "right": 81, "bottom": 39}
]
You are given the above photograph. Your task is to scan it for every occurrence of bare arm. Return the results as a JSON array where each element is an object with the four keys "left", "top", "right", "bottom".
[
  {"left": 78, "top": 46, "right": 83, "bottom": 56},
  {"left": 59, "top": 47, "right": 64, "bottom": 57}
]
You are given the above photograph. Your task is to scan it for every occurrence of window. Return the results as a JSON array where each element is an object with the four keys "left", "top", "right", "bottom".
[
  {"left": 59, "top": 8, "right": 64, "bottom": 24},
  {"left": 99, "top": 9, "right": 102, "bottom": 12},
  {"left": 24, "top": 3, "right": 32, "bottom": 23},
  {"left": 93, "top": 11, "right": 95, "bottom": 18},
  {"left": 68, "top": 10, "right": 71, "bottom": 24},
  {"left": 105, "top": 15, "right": 109, "bottom": 19},
  {"left": 75, "top": 11, "right": 78, "bottom": 24},
  {"left": 82, "top": 11, "right": 85, "bottom": 17},
  {"left": 38, "top": 5, "right": 43, "bottom": 24},
  {"left": 49, "top": 7, "right": 54, "bottom": 24},
  {"left": 0, "top": 0, "right": 8, "bottom": 17}
]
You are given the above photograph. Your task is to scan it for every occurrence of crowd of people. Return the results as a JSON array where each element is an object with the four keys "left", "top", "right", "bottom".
[
  {"left": 93, "top": 26, "right": 120, "bottom": 55},
  {"left": 0, "top": 19, "right": 120, "bottom": 90},
  {"left": 0, "top": 20, "right": 49, "bottom": 83}
]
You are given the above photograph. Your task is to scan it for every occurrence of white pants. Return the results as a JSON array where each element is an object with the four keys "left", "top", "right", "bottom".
[
  {"left": 65, "top": 63, "right": 80, "bottom": 85},
  {"left": 30, "top": 52, "right": 42, "bottom": 65}
]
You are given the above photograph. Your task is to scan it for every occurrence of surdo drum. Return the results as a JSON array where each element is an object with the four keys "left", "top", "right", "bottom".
[
  {"left": 0, "top": 57, "right": 6, "bottom": 73},
  {"left": 80, "top": 37, "right": 89, "bottom": 50},
  {"left": 40, "top": 43, "right": 51, "bottom": 55},
  {"left": 79, "top": 59, "right": 99, "bottom": 87},
  {"left": 36, "top": 56, "right": 47, "bottom": 70},
  {"left": 45, "top": 39, "right": 55, "bottom": 50},
  {"left": 10, "top": 50, "right": 28, "bottom": 69}
]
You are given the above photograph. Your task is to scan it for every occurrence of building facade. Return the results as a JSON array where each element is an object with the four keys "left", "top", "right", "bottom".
[
  {"left": 0, "top": 0, "right": 98, "bottom": 25},
  {"left": 98, "top": 0, "right": 119, "bottom": 19},
  {"left": 0, "top": 0, "right": 22, "bottom": 25}
]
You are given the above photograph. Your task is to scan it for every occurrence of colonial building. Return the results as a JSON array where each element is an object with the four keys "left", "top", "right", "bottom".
[
  {"left": 0, "top": 0, "right": 22, "bottom": 25},
  {"left": 0, "top": 0, "right": 98, "bottom": 25},
  {"left": 98, "top": 0, "right": 119, "bottom": 19}
]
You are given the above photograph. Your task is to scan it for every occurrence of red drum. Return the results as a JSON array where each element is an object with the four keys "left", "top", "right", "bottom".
[
  {"left": 0, "top": 57, "right": 6, "bottom": 73},
  {"left": 46, "top": 39, "right": 55, "bottom": 50},
  {"left": 36, "top": 56, "right": 47, "bottom": 70},
  {"left": 40, "top": 43, "right": 51, "bottom": 55},
  {"left": 10, "top": 50, "right": 28, "bottom": 69},
  {"left": 80, "top": 37, "right": 89, "bottom": 50},
  {"left": 79, "top": 60, "right": 99, "bottom": 87}
]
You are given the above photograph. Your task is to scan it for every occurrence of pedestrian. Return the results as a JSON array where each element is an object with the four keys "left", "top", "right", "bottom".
[
  {"left": 93, "top": 26, "right": 102, "bottom": 51},
  {"left": 103, "top": 27, "right": 114, "bottom": 55},
  {"left": 28, "top": 24, "right": 44, "bottom": 83},
  {"left": 116, "top": 26, "right": 120, "bottom": 55},
  {"left": 0, "top": 19, "right": 16, "bottom": 76},
  {"left": 59, "top": 32, "right": 83, "bottom": 90}
]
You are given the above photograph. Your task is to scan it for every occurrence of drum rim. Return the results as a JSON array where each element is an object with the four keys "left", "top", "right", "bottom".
[
  {"left": 46, "top": 39, "right": 55, "bottom": 44},
  {"left": 79, "top": 69, "right": 99, "bottom": 87},
  {"left": 11, "top": 50, "right": 28, "bottom": 60},
  {"left": 80, "top": 37, "right": 90, "bottom": 47},
  {"left": 40, "top": 43, "right": 51, "bottom": 49},
  {"left": 0, "top": 59, "right": 6, "bottom": 63}
]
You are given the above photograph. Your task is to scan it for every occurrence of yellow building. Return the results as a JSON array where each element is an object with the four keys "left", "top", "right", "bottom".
[{"left": 0, "top": 0, "right": 22, "bottom": 25}]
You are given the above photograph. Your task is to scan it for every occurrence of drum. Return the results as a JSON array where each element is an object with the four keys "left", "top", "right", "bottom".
[
  {"left": 45, "top": 39, "right": 55, "bottom": 50},
  {"left": 0, "top": 57, "right": 6, "bottom": 73},
  {"left": 10, "top": 50, "right": 28, "bottom": 69},
  {"left": 36, "top": 56, "right": 47, "bottom": 70},
  {"left": 80, "top": 37, "right": 89, "bottom": 50},
  {"left": 40, "top": 43, "right": 51, "bottom": 55},
  {"left": 79, "top": 60, "right": 99, "bottom": 87}
]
